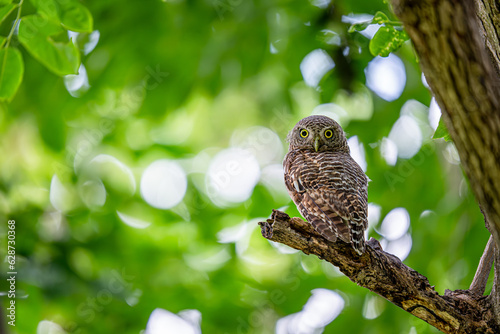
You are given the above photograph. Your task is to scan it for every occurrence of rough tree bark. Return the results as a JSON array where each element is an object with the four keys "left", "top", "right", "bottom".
[
  {"left": 259, "top": 211, "right": 496, "bottom": 333},
  {"left": 259, "top": 0, "right": 500, "bottom": 332}
]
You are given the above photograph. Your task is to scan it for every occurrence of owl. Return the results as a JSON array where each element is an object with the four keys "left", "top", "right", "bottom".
[{"left": 283, "top": 115, "right": 368, "bottom": 255}]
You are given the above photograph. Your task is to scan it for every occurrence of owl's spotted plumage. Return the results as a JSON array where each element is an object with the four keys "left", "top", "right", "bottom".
[{"left": 283, "top": 115, "right": 368, "bottom": 255}]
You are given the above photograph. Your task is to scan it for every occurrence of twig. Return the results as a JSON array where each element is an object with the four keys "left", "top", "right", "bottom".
[{"left": 470, "top": 235, "right": 494, "bottom": 296}]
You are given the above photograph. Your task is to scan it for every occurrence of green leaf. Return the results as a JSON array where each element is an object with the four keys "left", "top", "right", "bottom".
[
  {"left": 0, "top": 0, "right": 12, "bottom": 5},
  {"left": 372, "top": 11, "right": 389, "bottom": 24},
  {"left": 348, "top": 21, "right": 370, "bottom": 33},
  {"left": 18, "top": 14, "right": 80, "bottom": 76},
  {"left": 0, "top": 3, "right": 16, "bottom": 24},
  {"left": 369, "top": 25, "right": 409, "bottom": 57},
  {"left": 59, "top": 1, "right": 93, "bottom": 32},
  {"left": 0, "top": 46, "right": 24, "bottom": 101},
  {"left": 348, "top": 12, "right": 401, "bottom": 33},
  {"left": 433, "top": 117, "right": 452, "bottom": 141},
  {"left": 29, "top": 0, "right": 59, "bottom": 22},
  {"left": 30, "top": 0, "right": 93, "bottom": 32}
]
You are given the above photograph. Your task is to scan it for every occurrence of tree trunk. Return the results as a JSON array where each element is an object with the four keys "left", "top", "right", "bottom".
[{"left": 388, "top": 0, "right": 500, "bottom": 326}]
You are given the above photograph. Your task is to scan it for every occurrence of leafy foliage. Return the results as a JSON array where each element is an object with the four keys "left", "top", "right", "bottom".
[
  {"left": 433, "top": 117, "right": 453, "bottom": 142},
  {"left": 18, "top": 15, "right": 81, "bottom": 75},
  {"left": 0, "top": 0, "right": 92, "bottom": 100},
  {"left": 369, "top": 25, "right": 409, "bottom": 57},
  {"left": 349, "top": 11, "right": 410, "bottom": 57},
  {"left": 29, "top": 0, "right": 93, "bottom": 32},
  {"left": 0, "top": 46, "right": 23, "bottom": 100}
]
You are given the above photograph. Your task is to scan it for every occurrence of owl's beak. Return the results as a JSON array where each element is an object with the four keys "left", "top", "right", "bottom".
[{"left": 314, "top": 136, "right": 320, "bottom": 152}]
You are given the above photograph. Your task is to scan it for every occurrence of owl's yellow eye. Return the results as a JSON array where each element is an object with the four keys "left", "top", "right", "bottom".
[
  {"left": 324, "top": 129, "right": 333, "bottom": 138},
  {"left": 299, "top": 129, "right": 309, "bottom": 138}
]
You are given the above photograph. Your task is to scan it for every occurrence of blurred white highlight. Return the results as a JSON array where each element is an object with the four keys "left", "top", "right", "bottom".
[
  {"left": 362, "top": 295, "right": 386, "bottom": 320},
  {"left": 421, "top": 73, "right": 429, "bottom": 89},
  {"left": 379, "top": 207, "right": 410, "bottom": 241},
  {"left": 145, "top": 308, "right": 201, "bottom": 334},
  {"left": 380, "top": 137, "right": 398, "bottom": 166},
  {"left": 37, "top": 320, "right": 66, "bottom": 334},
  {"left": 347, "top": 136, "right": 367, "bottom": 172},
  {"left": 388, "top": 115, "right": 422, "bottom": 159},
  {"left": 428, "top": 98, "right": 441, "bottom": 130},
  {"left": 117, "top": 211, "right": 151, "bottom": 229},
  {"left": 64, "top": 64, "right": 90, "bottom": 97},
  {"left": 260, "top": 164, "right": 289, "bottom": 201},
  {"left": 366, "top": 54, "right": 406, "bottom": 101},
  {"left": 444, "top": 143, "right": 460, "bottom": 165},
  {"left": 125, "top": 288, "right": 142, "bottom": 307},
  {"left": 84, "top": 30, "right": 100, "bottom": 55},
  {"left": 217, "top": 219, "right": 258, "bottom": 256},
  {"left": 50, "top": 175, "right": 74, "bottom": 212},
  {"left": 184, "top": 247, "right": 231, "bottom": 272},
  {"left": 141, "top": 160, "right": 187, "bottom": 209},
  {"left": 311, "top": 103, "right": 348, "bottom": 127},
  {"left": 276, "top": 289, "right": 344, "bottom": 334},
  {"left": 381, "top": 233, "right": 412, "bottom": 261},
  {"left": 270, "top": 42, "right": 279, "bottom": 54},
  {"left": 38, "top": 211, "right": 68, "bottom": 242},
  {"left": 310, "top": 0, "right": 331, "bottom": 9},
  {"left": 270, "top": 240, "right": 301, "bottom": 254},
  {"left": 319, "top": 29, "right": 341, "bottom": 46},
  {"left": 206, "top": 148, "right": 260, "bottom": 206},
  {"left": 341, "top": 14, "right": 380, "bottom": 39},
  {"left": 79, "top": 179, "right": 106, "bottom": 208},
  {"left": 367, "top": 203, "right": 381, "bottom": 232},
  {"left": 378, "top": 208, "right": 412, "bottom": 260},
  {"left": 231, "top": 126, "right": 283, "bottom": 166},
  {"left": 89, "top": 154, "right": 136, "bottom": 196},
  {"left": 300, "top": 49, "right": 335, "bottom": 87}
]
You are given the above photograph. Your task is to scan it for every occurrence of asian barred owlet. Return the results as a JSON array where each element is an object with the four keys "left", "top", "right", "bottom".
[{"left": 283, "top": 115, "right": 368, "bottom": 255}]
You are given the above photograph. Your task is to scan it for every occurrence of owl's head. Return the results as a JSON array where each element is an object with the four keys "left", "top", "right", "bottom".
[{"left": 287, "top": 115, "right": 349, "bottom": 153}]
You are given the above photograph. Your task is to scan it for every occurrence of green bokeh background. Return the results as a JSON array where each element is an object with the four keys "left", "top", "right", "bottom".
[{"left": 0, "top": 0, "right": 490, "bottom": 333}]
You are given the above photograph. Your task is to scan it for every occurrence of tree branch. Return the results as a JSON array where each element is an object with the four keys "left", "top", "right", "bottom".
[
  {"left": 470, "top": 235, "right": 494, "bottom": 296},
  {"left": 259, "top": 210, "right": 497, "bottom": 333}
]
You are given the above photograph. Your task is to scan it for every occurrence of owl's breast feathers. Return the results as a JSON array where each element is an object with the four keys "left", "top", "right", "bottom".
[{"left": 283, "top": 149, "right": 368, "bottom": 254}]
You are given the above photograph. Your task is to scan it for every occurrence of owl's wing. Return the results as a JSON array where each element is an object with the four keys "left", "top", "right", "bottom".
[
  {"left": 340, "top": 162, "right": 368, "bottom": 253},
  {"left": 285, "top": 153, "right": 358, "bottom": 243}
]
